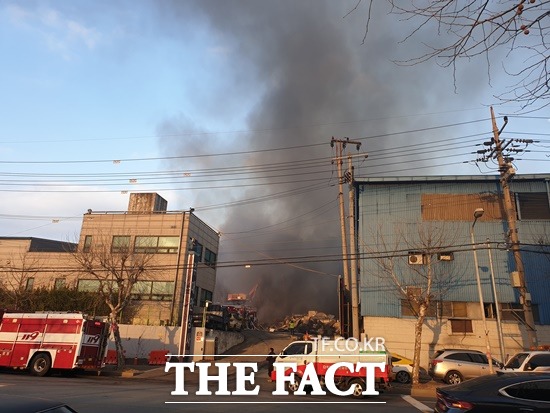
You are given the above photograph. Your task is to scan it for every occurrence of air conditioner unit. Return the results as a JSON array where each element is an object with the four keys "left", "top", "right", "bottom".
[
  {"left": 438, "top": 252, "right": 454, "bottom": 261},
  {"left": 408, "top": 254, "right": 425, "bottom": 265}
]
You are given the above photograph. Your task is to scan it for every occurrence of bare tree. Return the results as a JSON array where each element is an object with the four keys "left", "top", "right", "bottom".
[
  {"left": 365, "top": 222, "right": 465, "bottom": 385},
  {"left": 0, "top": 253, "right": 42, "bottom": 309},
  {"left": 362, "top": 0, "right": 550, "bottom": 110},
  {"left": 70, "top": 235, "right": 156, "bottom": 370}
]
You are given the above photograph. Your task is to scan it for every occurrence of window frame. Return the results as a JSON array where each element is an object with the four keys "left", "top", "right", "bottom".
[
  {"left": 449, "top": 318, "right": 473, "bottom": 334},
  {"left": 134, "top": 236, "right": 179, "bottom": 254},
  {"left": 82, "top": 235, "right": 92, "bottom": 252},
  {"left": 111, "top": 235, "right": 131, "bottom": 253},
  {"left": 204, "top": 248, "right": 217, "bottom": 267}
]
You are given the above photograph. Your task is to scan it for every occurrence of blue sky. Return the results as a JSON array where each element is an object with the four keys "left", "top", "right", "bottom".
[{"left": 1, "top": 1, "right": 549, "bottom": 313}]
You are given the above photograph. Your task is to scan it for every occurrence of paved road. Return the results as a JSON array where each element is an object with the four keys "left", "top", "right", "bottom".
[
  {"left": 0, "top": 371, "right": 436, "bottom": 413},
  {"left": 0, "top": 330, "right": 437, "bottom": 412}
]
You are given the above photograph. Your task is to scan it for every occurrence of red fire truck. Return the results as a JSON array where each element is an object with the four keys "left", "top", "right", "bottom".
[{"left": 0, "top": 311, "right": 110, "bottom": 376}]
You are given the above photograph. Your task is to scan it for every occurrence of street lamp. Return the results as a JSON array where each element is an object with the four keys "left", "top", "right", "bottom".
[
  {"left": 202, "top": 300, "right": 211, "bottom": 329},
  {"left": 486, "top": 238, "right": 506, "bottom": 362},
  {"left": 201, "top": 300, "right": 211, "bottom": 361},
  {"left": 471, "top": 208, "right": 494, "bottom": 373}
]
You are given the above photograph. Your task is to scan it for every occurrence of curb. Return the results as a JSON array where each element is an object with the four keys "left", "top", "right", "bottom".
[{"left": 410, "top": 382, "right": 439, "bottom": 399}]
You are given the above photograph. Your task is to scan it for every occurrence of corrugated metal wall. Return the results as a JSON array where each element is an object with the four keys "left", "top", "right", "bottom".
[{"left": 357, "top": 176, "right": 550, "bottom": 324}]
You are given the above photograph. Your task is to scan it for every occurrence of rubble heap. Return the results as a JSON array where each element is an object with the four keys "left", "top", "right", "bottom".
[{"left": 269, "top": 310, "right": 340, "bottom": 337}]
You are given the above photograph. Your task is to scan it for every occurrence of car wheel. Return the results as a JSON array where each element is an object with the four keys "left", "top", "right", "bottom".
[
  {"left": 349, "top": 378, "right": 365, "bottom": 398},
  {"left": 286, "top": 375, "right": 301, "bottom": 393},
  {"left": 29, "top": 353, "right": 52, "bottom": 377},
  {"left": 395, "top": 370, "right": 411, "bottom": 384},
  {"left": 444, "top": 370, "right": 463, "bottom": 385}
]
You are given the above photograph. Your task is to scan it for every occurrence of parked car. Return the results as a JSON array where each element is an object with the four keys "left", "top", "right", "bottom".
[
  {"left": 0, "top": 394, "right": 78, "bottom": 413},
  {"left": 429, "top": 349, "right": 502, "bottom": 384},
  {"left": 391, "top": 353, "right": 413, "bottom": 384},
  {"left": 499, "top": 350, "right": 550, "bottom": 373},
  {"left": 434, "top": 372, "right": 550, "bottom": 412}
]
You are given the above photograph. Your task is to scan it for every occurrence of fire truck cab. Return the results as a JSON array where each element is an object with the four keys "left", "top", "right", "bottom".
[{"left": 0, "top": 311, "right": 110, "bottom": 376}]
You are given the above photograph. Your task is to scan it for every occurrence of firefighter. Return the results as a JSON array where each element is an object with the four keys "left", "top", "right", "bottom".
[
  {"left": 266, "top": 348, "right": 276, "bottom": 381},
  {"left": 289, "top": 320, "right": 295, "bottom": 337}
]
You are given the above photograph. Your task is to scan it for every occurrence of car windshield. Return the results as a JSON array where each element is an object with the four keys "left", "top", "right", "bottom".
[{"left": 505, "top": 353, "right": 528, "bottom": 369}]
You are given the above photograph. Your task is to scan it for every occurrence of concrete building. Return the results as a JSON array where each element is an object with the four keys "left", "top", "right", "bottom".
[
  {"left": 357, "top": 175, "right": 550, "bottom": 366},
  {"left": 0, "top": 193, "right": 220, "bottom": 326}
]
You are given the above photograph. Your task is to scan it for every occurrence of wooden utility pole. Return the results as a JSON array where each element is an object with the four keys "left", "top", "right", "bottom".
[
  {"left": 331, "top": 137, "right": 363, "bottom": 339},
  {"left": 489, "top": 107, "right": 538, "bottom": 348},
  {"left": 347, "top": 154, "right": 360, "bottom": 339},
  {"left": 333, "top": 139, "right": 351, "bottom": 292}
]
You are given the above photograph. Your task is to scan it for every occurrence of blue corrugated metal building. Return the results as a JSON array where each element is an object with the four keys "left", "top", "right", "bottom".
[{"left": 357, "top": 174, "right": 550, "bottom": 352}]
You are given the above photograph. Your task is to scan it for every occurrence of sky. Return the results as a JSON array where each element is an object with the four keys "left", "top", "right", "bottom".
[{"left": 1, "top": 1, "right": 549, "bottom": 321}]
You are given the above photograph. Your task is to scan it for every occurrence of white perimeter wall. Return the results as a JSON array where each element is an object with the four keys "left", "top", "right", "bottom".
[
  {"left": 110, "top": 325, "right": 244, "bottom": 359},
  {"left": 364, "top": 316, "right": 550, "bottom": 368}
]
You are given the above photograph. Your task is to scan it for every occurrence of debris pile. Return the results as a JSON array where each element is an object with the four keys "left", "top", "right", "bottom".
[{"left": 268, "top": 310, "right": 340, "bottom": 337}]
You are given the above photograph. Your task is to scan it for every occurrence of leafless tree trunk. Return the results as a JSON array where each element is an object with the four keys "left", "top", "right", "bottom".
[
  {"left": 70, "top": 235, "right": 156, "bottom": 370},
  {"left": 0, "top": 253, "right": 42, "bottom": 310},
  {"left": 365, "top": 222, "right": 465, "bottom": 385}
]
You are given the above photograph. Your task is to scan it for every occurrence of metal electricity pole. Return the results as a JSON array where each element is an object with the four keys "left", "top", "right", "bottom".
[{"left": 488, "top": 107, "right": 538, "bottom": 348}]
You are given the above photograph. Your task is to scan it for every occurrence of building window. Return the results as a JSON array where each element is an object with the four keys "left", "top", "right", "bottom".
[
  {"left": 112, "top": 236, "right": 131, "bottom": 253},
  {"left": 151, "top": 281, "right": 174, "bottom": 300},
  {"left": 134, "top": 236, "right": 179, "bottom": 254},
  {"left": 130, "top": 281, "right": 174, "bottom": 301},
  {"left": 452, "top": 302, "right": 468, "bottom": 317},
  {"left": 25, "top": 277, "right": 35, "bottom": 291},
  {"left": 450, "top": 318, "right": 473, "bottom": 334},
  {"left": 83, "top": 235, "right": 92, "bottom": 252},
  {"left": 204, "top": 248, "right": 217, "bottom": 267},
  {"left": 517, "top": 192, "right": 550, "bottom": 219},
  {"left": 198, "top": 289, "right": 213, "bottom": 307},
  {"left": 77, "top": 279, "right": 101, "bottom": 292},
  {"left": 193, "top": 241, "right": 203, "bottom": 261},
  {"left": 54, "top": 278, "right": 66, "bottom": 290},
  {"left": 157, "top": 236, "right": 179, "bottom": 253},
  {"left": 440, "top": 301, "right": 468, "bottom": 318},
  {"left": 501, "top": 303, "right": 540, "bottom": 323},
  {"left": 422, "top": 193, "right": 505, "bottom": 221}
]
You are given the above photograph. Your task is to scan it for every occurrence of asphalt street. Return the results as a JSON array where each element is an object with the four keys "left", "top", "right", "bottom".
[{"left": 0, "top": 330, "right": 438, "bottom": 412}]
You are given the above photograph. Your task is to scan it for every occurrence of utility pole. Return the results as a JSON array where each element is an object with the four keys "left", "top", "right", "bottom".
[
  {"left": 347, "top": 153, "right": 360, "bottom": 339},
  {"left": 332, "top": 139, "right": 351, "bottom": 290},
  {"left": 488, "top": 107, "right": 538, "bottom": 348},
  {"left": 331, "top": 137, "right": 364, "bottom": 339},
  {"left": 332, "top": 138, "right": 351, "bottom": 337}
]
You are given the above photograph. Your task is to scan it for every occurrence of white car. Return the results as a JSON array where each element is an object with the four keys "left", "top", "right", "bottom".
[
  {"left": 392, "top": 364, "right": 412, "bottom": 383},
  {"left": 391, "top": 353, "right": 413, "bottom": 383},
  {"left": 498, "top": 350, "right": 550, "bottom": 372}
]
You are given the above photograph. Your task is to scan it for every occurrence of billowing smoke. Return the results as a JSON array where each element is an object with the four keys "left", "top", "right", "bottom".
[{"left": 153, "top": 1, "right": 491, "bottom": 322}]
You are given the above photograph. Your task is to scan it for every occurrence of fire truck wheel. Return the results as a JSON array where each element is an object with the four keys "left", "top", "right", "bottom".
[
  {"left": 29, "top": 353, "right": 52, "bottom": 377},
  {"left": 286, "top": 375, "right": 301, "bottom": 393},
  {"left": 349, "top": 378, "right": 365, "bottom": 398}
]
